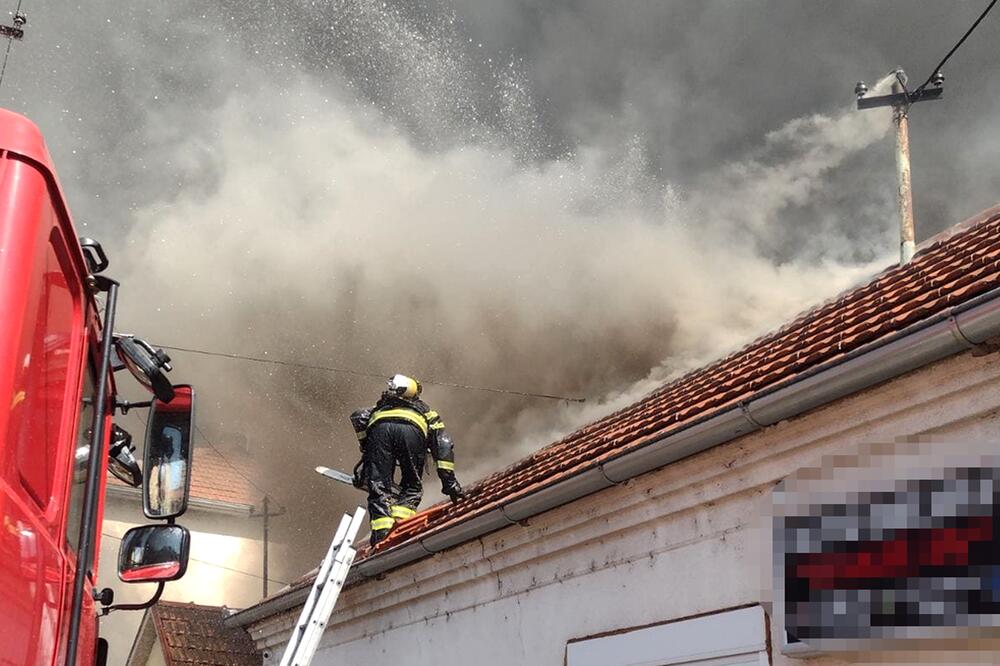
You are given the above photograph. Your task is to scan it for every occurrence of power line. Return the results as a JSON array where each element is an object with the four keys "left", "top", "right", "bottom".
[
  {"left": 155, "top": 343, "right": 586, "bottom": 403},
  {"left": 135, "top": 409, "right": 287, "bottom": 510},
  {"left": 914, "top": 0, "right": 998, "bottom": 95},
  {"left": 193, "top": 421, "right": 289, "bottom": 509},
  {"left": 100, "top": 531, "right": 288, "bottom": 586}
]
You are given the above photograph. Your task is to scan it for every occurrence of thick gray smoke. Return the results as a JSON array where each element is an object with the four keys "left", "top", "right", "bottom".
[
  {"left": 113, "top": 32, "right": 893, "bottom": 569},
  {"left": 4, "top": 1, "right": 997, "bottom": 575}
]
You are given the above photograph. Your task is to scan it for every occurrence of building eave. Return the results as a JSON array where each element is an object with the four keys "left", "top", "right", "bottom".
[
  {"left": 227, "top": 277, "right": 1000, "bottom": 630},
  {"left": 105, "top": 483, "right": 256, "bottom": 516}
]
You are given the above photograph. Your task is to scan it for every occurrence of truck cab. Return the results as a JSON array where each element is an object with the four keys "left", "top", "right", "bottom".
[{"left": 0, "top": 109, "right": 195, "bottom": 665}]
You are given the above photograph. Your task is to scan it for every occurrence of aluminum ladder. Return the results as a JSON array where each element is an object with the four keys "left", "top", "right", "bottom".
[{"left": 279, "top": 506, "right": 367, "bottom": 666}]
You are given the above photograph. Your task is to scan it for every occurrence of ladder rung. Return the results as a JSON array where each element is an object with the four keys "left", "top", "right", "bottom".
[{"left": 280, "top": 506, "right": 365, "bottom": 666}]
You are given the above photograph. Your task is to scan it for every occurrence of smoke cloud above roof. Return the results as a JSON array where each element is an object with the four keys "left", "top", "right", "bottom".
[{"left": 5, "top": 1, "right": 998, "bottom": 573}]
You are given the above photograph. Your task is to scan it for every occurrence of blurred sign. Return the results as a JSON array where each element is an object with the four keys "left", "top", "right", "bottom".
[{"left": 774, "top": 442, "right": 1000, "bottom": 653}]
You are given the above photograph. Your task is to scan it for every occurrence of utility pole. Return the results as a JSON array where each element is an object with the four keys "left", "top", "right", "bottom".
[
  {"left": 250, "top": 495, "right": 286, "bottom": 598},
  {"left": 262, "top": 495, "right": 270, "bottom": 598},
  {"left": 0, "top": 9, "right": 26, "bottom": 91},
  {"left": 0, "top": 10, "right": 25, "bottom": 40},
  {"left": 891, "top": 74, "right": 916, "bottom": 264},
  {"left": 855, "top": 69, "right": 944, "bottom": 265}
]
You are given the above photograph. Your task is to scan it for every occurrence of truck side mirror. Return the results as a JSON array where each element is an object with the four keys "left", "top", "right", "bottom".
[
  {"left": 117, "top": 524, "right": 190, "bottom": 583},
  {"left": 114, "top": 335, "right": 175, "bottom": 403},
  {"left": 143, "top": 385, "right": 195, "bottom": 519}
]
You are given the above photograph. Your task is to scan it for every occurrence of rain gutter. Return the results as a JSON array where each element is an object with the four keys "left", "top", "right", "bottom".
[{"left": 227, "top": 285, "right": 1000, "bottom": 629}]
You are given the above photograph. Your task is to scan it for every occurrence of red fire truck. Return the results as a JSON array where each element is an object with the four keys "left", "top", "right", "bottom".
[{"left": 0, "top": 108, "right": 196, "bottom": 665}]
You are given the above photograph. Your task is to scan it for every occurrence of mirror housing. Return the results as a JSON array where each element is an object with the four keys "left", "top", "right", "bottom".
[
  {"left": 108, "top": 424, "right": 142, "bottom": 487},
  {"left": 114, "top": 335, "right": 174, "bottom": 403},
  {"left": 117, "top": 524, "right": 190, "bottom": 583},
  {"left": 143, "top": 385, "right": 195, "bottom": 520}
]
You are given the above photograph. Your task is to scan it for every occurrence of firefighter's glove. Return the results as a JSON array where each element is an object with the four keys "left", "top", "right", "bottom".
[
  {"left": 441, "top": 478, "right": 465, "bottom": 503},
  {"left": 446, "top": 484, "right": 466, "bottom": 504},
  {"left": 351, "top": 460, "right": 366, "bottom": 490}
]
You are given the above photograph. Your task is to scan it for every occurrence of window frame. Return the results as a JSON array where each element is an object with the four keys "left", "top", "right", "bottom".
[{"left": 565, "top": 605, "right": 771, "bottom": 666}]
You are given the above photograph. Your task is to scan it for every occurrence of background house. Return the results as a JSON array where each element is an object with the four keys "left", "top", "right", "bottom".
[
  {"left": 230, "top": 206, "right": 1000, "bottom": 665},
  {"left": 126, "top": 601, "right": 261, "bottom": 665},
  {"left": 99, "top": 446, "right": 286, "bottom": 665}
]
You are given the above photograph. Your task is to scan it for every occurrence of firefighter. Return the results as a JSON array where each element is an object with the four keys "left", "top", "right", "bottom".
[{"left": 352, "top": 374, "right": 465, "bottom": 545}]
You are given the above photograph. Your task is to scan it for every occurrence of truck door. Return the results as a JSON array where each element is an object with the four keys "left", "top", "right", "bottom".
[{"left": 0, "top": 157, "right": 87, "bottom": 665}]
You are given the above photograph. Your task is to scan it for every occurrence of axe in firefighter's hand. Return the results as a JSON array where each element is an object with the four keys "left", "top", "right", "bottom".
[
  {"left": 315, "top": 465, "right": 401, "bottom": 494},
  {"left": 315, "top": 466, "right": 356, "bottom": 487}
]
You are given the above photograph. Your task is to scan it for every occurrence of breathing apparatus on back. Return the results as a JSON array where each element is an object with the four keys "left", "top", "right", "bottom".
[{"left": 347, "top": 374, "right": 423, "bottom": 488}]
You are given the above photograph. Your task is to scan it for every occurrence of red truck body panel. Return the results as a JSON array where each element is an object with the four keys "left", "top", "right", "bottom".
[{"left": 0, "top": 109, "right": 104, "bottom": 665}]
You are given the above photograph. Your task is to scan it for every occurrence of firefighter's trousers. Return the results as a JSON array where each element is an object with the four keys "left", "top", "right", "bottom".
[{"left": 364, "top": 420, "right": 426, "bottom": 544}]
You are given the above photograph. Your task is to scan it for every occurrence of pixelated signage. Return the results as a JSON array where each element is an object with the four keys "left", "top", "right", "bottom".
[{"left": 774, "top": 446, "right": 1000, "bottom": 652}]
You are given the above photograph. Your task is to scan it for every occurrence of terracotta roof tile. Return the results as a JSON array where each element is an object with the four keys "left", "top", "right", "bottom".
[
  {"left": 351, "top": 207, "right": 1000, "bottom": 559},
  {"left": 150, "top": 601, "right": 261, "bottom": 665},
  {"left": 187, "top": 447, "right": 261, "bottom": 507}
]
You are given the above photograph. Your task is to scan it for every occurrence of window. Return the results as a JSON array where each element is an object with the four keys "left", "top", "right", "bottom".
[
  {"left": 9, "top": 219, "right": 81, "bottom": 509},
  {"left": 65, "top": 362, "right": 95, "bottom": 553},
  {"left": 566, "top": 606, "right": 770, "bottom": 666}
]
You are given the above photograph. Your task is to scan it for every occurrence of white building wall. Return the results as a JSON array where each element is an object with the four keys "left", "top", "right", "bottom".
[
  {"left": 146, "top": 641, "right": 168, "bottom": 666},
  {"left": 250, "top": 350, "right": 1000, "bottom": 666},
  {"left": 98, "top": 497, "right": 280, "bottom": 665}
]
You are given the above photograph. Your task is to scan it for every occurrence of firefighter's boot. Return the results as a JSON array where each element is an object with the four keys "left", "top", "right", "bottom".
[{"left": 370, "top": 526, "right": 393, "bottom": 547}]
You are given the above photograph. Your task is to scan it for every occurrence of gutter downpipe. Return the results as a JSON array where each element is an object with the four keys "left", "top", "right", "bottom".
[{"left": 227, "top": 286, "right": 1000, "bottom": 630}]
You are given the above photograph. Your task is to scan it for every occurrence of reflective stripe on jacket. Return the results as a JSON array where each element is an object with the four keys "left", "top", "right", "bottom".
[{"left": 368, "top": 407, "right": 429, "bottom": 437}]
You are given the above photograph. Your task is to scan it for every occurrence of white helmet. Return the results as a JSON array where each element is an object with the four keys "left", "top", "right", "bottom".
[{"left": 387, "top": 374, "right": 422, "bottom": 399}]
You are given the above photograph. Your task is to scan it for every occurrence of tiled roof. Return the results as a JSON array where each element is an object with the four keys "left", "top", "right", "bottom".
[
  {"left": 150, "top": 601, "right": 261, "bottom": 666},
  {"left": 188, "top": 447, "right": 261, "bottom": 507},
  {"left": 108, "top": 445, "right": 262, "bottom": 508},
  {"left": 368, "top": 205, "right": 1000, "bottom": 555}
]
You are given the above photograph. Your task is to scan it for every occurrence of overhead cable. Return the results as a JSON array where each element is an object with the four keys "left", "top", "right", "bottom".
[
  {"left": 135, "top": 409, "right": 287, "bottom": 508},
  {"left": 193, "top": 421, "right": 289, "bottom": 507},
  {"left": 155, "top": 343, "right": 587, "bottom": 403},
  {"left": 914, "top": 0, "right": 998, "bottom": 95},
  {"left": 100, "top": 532, "right": 288, "bottom": 586}
]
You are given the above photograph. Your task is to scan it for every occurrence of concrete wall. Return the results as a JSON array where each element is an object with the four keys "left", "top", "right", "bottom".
[
  {"left": 248, "top": 349, "right": 1000, "bottom": 666},
  {"left": 98, "top": 496, "right": 280, "bottom": 665}
]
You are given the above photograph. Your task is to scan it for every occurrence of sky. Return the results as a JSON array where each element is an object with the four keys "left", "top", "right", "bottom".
[{"left": 3, "top": 1, "right": 998, "bottom": 577}]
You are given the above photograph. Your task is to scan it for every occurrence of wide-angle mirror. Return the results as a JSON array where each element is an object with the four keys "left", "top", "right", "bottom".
[
  {"left": 117, "top": 524, "right": 190, "bottom": 583},
  {"left": 143, "top": 385, "right": 194, "bottom": 519}
]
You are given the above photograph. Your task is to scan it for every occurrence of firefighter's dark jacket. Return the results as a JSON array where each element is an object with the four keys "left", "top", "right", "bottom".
[{"left": 362, "top": 394, "right": 456, "bottom": 474}]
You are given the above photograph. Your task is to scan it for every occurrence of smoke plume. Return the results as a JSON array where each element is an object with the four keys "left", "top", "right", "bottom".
[
  {"left": 115, "top": 62, "right": 893, "bottom": 573},
  {"left": 6, "top": 1, "right": 997, "bottom": 574}
]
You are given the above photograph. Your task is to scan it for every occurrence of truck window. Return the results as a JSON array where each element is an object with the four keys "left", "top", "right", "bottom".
[
  {"left": 8, "top": 224, "right": 81, "bottom": 509},
  {"left": 66, "top": 363, "right": 96, "bottom": 553}
]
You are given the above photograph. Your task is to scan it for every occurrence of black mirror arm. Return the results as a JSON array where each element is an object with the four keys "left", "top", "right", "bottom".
[
  {"left": 99, "top": 581, "right": 165, "bottom": 616},
  {"left": 115, "top": 398, "right": 153, "bottom": 415},
  {"left": 79, "top": 238, "right": 110, "bottom": 274},
  {"left": 65, "top": 277, "right": 119, "bottom": 666}
]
